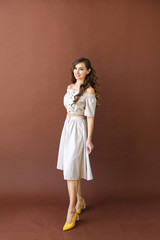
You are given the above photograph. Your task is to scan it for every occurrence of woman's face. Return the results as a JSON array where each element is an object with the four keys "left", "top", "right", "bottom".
[{"left": 73, "top": 62, "right": 91, "bottom": 81}]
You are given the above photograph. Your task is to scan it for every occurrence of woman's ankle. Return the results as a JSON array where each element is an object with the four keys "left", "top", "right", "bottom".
[
  {"left": 77, "top": 196, "right": 83, "bottom": 202},
  {"left": 68, "top": 206, "right": 76, "bottom": 213}
]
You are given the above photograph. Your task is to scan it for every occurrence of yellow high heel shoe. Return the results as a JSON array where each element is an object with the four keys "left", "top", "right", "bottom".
[
  {"left": 63, "top": 211, "right": 79, "bottom": 231},
  {"left": 76, "top": 199, "right": 86, "bottom": 215}
]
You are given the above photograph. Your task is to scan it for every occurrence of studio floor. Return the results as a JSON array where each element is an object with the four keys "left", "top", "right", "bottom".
[{"left": 0, "top": 195, "right": 160, "bottom": 240}]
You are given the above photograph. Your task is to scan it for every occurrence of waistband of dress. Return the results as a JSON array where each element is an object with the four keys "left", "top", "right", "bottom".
[{"left": 66, "top": 114, "right": 85, "bottom": 120}]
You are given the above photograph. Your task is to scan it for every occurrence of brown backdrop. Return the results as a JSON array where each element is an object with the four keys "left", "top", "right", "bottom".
[{"left": 0, "top": 0, "right": 160, "bottom": 202}]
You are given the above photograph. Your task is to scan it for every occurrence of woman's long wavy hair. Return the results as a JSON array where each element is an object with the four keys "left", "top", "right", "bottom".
[{"left": 70, "top": 57, "right": 101, "bottom": 106}]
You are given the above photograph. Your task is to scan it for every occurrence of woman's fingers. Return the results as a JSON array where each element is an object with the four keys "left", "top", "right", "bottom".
[{"left": 86, "top": 142, "right": 94, "bottom": 154}]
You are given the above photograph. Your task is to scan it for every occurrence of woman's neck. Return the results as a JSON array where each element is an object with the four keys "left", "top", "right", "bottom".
[{"left": 75, "top": 79, "right": 84, "bottom": 86}]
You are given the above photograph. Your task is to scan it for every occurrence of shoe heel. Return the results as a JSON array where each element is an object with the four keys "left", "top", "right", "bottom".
[
  {"left": 82, "top": 201, "right": 86, "bottom": 209},
  {"left": 76, "top": 213, "right": 79, "bottom": 221}
]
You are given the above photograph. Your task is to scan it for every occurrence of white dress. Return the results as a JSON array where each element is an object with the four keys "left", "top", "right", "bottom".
[{"left": 57, "top": 88, "right": 97, "bottom": 180}]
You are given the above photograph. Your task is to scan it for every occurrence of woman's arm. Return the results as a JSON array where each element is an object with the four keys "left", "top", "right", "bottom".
[
  {"left": 84, "top": 87, "right": 96, "bottom": 154},
  {"left": 86, "top": 116, "right": 95, "bottom": 154}
]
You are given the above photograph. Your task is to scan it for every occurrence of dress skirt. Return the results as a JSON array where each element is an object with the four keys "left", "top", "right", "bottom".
[{"left": 57, "top": 115, "right": 93, "bottom": 181}]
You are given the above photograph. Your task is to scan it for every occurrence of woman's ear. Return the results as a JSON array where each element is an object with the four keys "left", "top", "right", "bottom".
[{"left": 87, "top": 68, "right": 91, "bottom": 74}]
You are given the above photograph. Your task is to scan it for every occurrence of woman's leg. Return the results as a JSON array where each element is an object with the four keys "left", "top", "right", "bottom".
[
  {"left": 76, "top": 179, "right": 84, "bottom": 210},
  {"left": 66, "top": 180, "right": 78, "bottom": 224}
]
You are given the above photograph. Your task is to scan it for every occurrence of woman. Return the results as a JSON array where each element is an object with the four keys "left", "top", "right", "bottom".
[{"left": 57, "top": 57, "right": 100, "bottom": 231}]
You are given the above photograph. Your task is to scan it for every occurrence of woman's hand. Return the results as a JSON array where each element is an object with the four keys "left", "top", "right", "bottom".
[{"left": 86, "top": 138, "right": 94, "bottom": 154}]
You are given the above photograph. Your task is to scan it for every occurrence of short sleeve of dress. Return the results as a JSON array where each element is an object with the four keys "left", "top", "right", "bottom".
[{"left": 84, "top": 94, "right": 97, "bottom": 117}]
